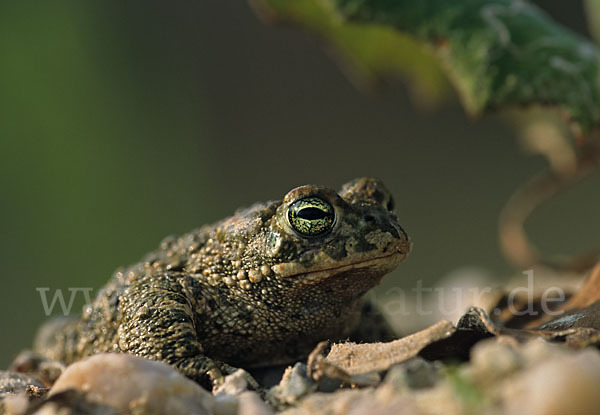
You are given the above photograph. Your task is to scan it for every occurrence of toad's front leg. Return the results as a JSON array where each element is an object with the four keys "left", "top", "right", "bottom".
[{"left": 117, "top": 272, "right": 237, "bottom": 389}]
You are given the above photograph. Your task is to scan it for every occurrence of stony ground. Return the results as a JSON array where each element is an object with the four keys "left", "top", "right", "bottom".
[
  {"left": 4, "top": 265, "right": 600, "bottom": 414},
  {"left": 2, "top": 315, "right": 600, "bottom": 415}
]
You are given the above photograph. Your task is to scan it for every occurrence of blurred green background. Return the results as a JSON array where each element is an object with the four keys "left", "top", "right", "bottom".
[{"left": 1, "top": 1, "right": 599, "bottom": 368}]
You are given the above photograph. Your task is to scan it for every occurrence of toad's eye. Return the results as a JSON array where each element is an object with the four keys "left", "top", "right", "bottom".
[{"left": 288, "top": 197, "right": 335, "bottom": 237}]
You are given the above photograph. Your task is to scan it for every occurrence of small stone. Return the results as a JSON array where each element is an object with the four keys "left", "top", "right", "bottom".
[
  {"left": 214, "top": 369, "right": 252, "bottom": 396},
  {"left": 11, "top": 389, "right": 118, "bottom": 415},
  {"left": 213, "top": 393, "right": 239, "bottom": 415},
  {"left": 520, "top": 337, "right": 565, "bottom": 364},
  {"left": 2, "top": 393, "right": 30, "bottom": 415},
  {"left": 238, "top": 391, "right": 276, "bottom": 415},
  {"left": 48, "top": 353, "right": 215, "bottom": 415},
  {"left": 502, "top": 348, "right": 600, "bottom": 415},
  {"left": 469, "top": 338, "right": 522, "bottom": 383},
  {"left": 267, "top": 363, "right": 316, "bottom": 407}
]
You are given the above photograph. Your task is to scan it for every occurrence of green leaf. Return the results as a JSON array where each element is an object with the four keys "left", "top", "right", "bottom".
[
  {"left": 253, "top": 0, "right": 600, "bottom": 136},
  {"left": 251, "top": 0, "right": 449, "bottom": 106},
  {"left": 585, "top": 0, "right": 600, "bottom": 44}
]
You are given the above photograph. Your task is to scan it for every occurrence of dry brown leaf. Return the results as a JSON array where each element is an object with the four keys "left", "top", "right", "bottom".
[{"left": 324, "top": 320, "right": 455, "bottom": 377}]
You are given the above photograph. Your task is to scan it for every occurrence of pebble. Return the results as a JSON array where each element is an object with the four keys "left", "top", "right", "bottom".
[
  {"left": 468, "top": 337, "right": 522, "bottom": 383},
  {"left": 48, "top": 353, "right": 215, "bottom": 414},
  {"left": 213, "top": 369, "right": 252, "bottom": 396},
  {"left": 502, "top": 348, "right": 600, "bottom": 415},
  {"left": 267, "top": 363, "right": 317, "bottom": 408},
  {"left": 238, "top": 391, "right": 276, "bottom": 415}
]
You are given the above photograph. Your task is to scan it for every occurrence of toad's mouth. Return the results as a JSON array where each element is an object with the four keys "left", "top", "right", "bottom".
[{"left": 272, "top": 251, "right": 409, "bottom": 284}]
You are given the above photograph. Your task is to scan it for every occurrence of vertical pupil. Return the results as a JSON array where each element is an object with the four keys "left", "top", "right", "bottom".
[{"left": 298, "top": 207, "right": 328, "bottom": 220}]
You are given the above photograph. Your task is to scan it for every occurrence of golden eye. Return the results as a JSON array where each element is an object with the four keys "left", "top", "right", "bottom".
[{"left": 288, "top": 197, "right": 335, "bottom": 237}]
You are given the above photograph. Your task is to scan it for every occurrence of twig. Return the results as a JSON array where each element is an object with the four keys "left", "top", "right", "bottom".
[{"left": 499, "top": 139, "right": 600, "bottom": 272}]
